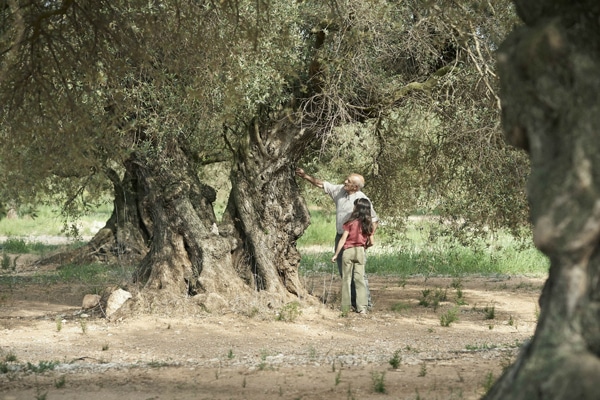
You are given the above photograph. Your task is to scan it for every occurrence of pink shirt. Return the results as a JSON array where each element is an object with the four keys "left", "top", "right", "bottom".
[{"left": 342, "top": 220, "right": 369, "bottom": 249}]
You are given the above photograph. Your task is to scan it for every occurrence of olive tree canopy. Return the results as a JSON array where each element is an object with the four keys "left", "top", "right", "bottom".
[{"left": 1, "top": 0, "right": 530, "bottom": 312}]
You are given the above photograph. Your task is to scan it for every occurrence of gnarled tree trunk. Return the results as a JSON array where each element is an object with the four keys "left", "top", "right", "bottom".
[
  {"left": 223, "top": 118, "right": 311, "bottom": 299},
  {"left": 485, "top": 2, "right": 600, "bottom": 399},
  {"left": 117, "top": 123, "right": 313, "bottom": 312},
  {"left": 130, "top": 143, "right": 253, "bottom": 303},
  {"left": 41, "top": 160, "right": 150, "bottom": 266}
]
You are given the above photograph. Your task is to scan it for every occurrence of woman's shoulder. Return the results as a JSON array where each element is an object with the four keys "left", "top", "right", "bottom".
[{"left": 343, "top": 218, "right": 360, "bottom": 228}]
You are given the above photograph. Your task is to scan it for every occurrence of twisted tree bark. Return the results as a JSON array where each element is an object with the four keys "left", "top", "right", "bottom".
[{"left": 485, "top": 1, "right": 600, "bottom": 399}]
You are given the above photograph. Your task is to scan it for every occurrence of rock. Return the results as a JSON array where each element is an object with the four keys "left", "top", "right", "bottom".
[
  {"left": 105, "top": 288, "right": 132, "bottom": 316},
  {"left": 82, "top": 294, "right": 101, "bottom": 309},
  {"left": 193, "top": 292, "right": 228, "bottom": 312}
]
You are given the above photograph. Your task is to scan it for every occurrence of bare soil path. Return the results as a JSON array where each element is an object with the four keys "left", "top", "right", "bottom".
[{"left": 0, "top": 255, "right": 544, "bottom": 400}]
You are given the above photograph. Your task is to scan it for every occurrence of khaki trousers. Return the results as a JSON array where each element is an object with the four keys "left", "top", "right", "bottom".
[{"left": 341, "top": 246, "right": 368, "bottom": 312}]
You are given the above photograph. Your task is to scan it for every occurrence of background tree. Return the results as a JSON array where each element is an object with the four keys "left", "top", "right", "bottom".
[
  {"left": 299, "top": 0, "right": 530, "bottom": 241},
  {"left": 484, "top": 1, "right": 600, "bottom": 398}
]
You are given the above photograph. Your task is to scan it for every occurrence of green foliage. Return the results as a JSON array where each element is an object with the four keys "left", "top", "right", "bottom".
[
  {"left": 277, "top": 301, "right": 302, "bottom": 322},
  {"left": 1, "top": 239, "right": 28, "bottom": 253},
  {"left": 417, "top": 287, "right": 446, "bottom": 311},
  {"left": 390, "top": 302, "right": 410, "bottom": 313},
  {"left": 388, "top": 350, "right": 401, "bottom": 369},
  {"left": 482, "top": 371, "right": 496, "bottom": 393},
  {"left": 440, "top": 307, "right": 460, "bottom": 327},
  {"left": 54, "top": 375, "right": 66, "bottom": 389},
  {"left": 1, "top": 0, "right": 526, "bottom": 239},
  {"left": 484, "top": 304, "right": 496, "bottom": 320},
  {"left": 371, "top": 371, "right": 386, "bottom": 393},
  {"left": 301, "top": 243, "right": 549, "bottom": 277},
  {"left": 455, "top": 287, "right": 467, "bottom": 306},
  {"left": 1, "top": 253, "right": 10, "bottom": 270},
  {"left": 25, "top": 360, "right": 60, "bottom": 373}
]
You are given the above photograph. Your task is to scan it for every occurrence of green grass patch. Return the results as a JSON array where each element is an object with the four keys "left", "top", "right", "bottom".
[
  {"left": 0, "top": 204, "right": 112, "bottom": 237},
  {"left": 298, "top": 211, "right": 548, "bottom": 277},
  {"left": 0, "top": 263, "right": 134, "bottom": 288},
  {"left": 299, "top": 246, "right": 548, "bottom": 277},
  {"left": 0, "top": 239, "right": 62, "bottom": 254},
  {"left": 296, "top": 210, "right": 336, "bottom": 247}
]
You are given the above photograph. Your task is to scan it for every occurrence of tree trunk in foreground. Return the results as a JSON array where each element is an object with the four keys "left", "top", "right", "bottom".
[{"left": 485, "top": 2, "right": 600, "bottom": 399}]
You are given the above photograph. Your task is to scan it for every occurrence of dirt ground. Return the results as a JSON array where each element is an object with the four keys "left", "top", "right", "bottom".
[{"left": 0, "top": 254, "right": 545, "bottom": 400}]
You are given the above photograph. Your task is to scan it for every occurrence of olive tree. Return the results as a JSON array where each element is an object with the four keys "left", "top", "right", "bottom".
[
  {"left": 485, "top": 1, "right": 600, "bottom": 398},
  {"left": 0, "top": 0, "right": 531, "bottom": 313}
]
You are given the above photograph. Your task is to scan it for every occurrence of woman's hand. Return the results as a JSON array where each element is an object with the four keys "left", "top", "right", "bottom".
[{"left": 366, "top": 235, "right": 375, "bottom": 248}]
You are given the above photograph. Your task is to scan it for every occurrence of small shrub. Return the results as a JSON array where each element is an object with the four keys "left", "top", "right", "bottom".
[
  {"left": 0, "top": 362, "right": 9, "bottom": 374},
  {"left": 4, "top": 352, "right": 17, "bottom": 362},
  {"left": 418, "top": 287, "right": 447, "bottom": 310},
  {"left": 418, "top": 289, "right": 431, "bottom": 307},
  {"left": 246, "top": 306, "right": 260, "bottom": 318},
  {"left": 418, "top": 363, "right": 427, "bottom": 377},
  {"left": 484, "top": 305, "right": 496, "bottom": 320},
  {"left": 1, "top": 253, "right": 10, "bottom": 270},
  {"left": 451, "top": 278, "right": 463, "bottom": 290},
  {"left": 388, "top": 350, "right": 401, "bottom": 369},
  {"left": 277, "top": 301, "right": 302, "bottom": 322},
  {"left": 258, "top": 349, "right": 270, "bottom": 370},
  {"left": 54, "top": 375, "right": 66, "bottom": 388},
  {"left": 434, "top": 287, "right": 448, "bottom": 302},
  {"left": 440, "top": 307, "right": 459, "bottom": 327},
  {"left": 371, "top": 371, "right": 386, "bottom": 393},
  {"left": 35, "top": 389, "right": 48, "bottom": 400},
  {"left": 390, "top": 302, "right": 409, "bottom": 313}
]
